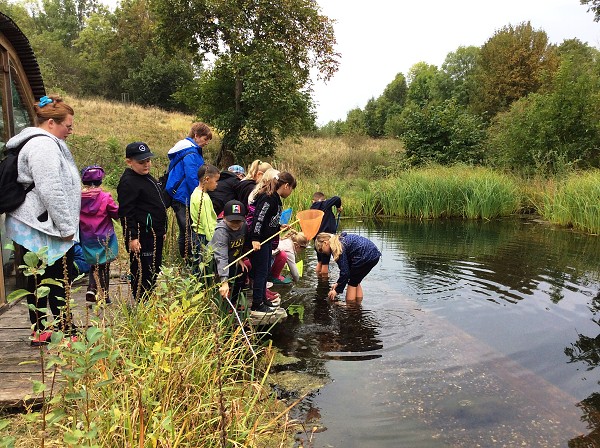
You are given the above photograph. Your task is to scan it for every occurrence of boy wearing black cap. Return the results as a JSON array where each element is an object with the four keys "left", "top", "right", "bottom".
[
  {"left": 208, "top": 199, "right": 249, "bottom": 309},
  {"left": 117, "top": 142, "right": 168, "bottom": 300}
]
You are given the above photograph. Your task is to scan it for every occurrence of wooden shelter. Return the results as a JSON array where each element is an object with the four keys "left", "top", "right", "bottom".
[{"left": 0, "top": 12, "right": 46, "bottom": 308}]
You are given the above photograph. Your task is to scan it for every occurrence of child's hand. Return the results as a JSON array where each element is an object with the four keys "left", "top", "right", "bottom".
[
  {"left": 129, "top": 239, "right": 141, "bottom": 254},
  {"left": 252, "top": 241, "right": 261, "bottom": 251},
  {"left": 281, "top": 224, "right": 291, "bottom": 231},
  {"left": 239, "top": 260, "right": 248, "bottom": 272},
  {"left": 219, "top": 282, "right": 230, "bottom": 299}
]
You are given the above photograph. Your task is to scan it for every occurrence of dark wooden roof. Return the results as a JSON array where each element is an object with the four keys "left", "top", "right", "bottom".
[{"left": 0, "top": 12, "right": 45, "bottom": 99}]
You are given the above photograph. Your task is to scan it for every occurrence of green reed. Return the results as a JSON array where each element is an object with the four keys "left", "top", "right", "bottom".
[
  {"left": 541, "top": 170, "right": 600, "bottom": 235},
  {"left": 285, "top": 166, "right": 521, "bottom": 220}
]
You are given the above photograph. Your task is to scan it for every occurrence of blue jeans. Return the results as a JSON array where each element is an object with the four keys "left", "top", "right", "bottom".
[{"left": 250, "top": 242, "right": 272, "bottom": 310}]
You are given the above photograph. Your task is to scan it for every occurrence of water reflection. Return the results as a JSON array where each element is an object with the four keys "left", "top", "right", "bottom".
[{"left": 270, "top": 218, "right": 600, "bottom": 447}]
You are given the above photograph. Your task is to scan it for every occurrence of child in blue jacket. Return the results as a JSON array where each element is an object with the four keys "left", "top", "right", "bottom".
[{"left": 315, "top": 232, "right": 380, "bottom": 303}]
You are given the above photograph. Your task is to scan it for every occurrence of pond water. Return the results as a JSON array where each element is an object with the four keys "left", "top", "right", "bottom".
[{"left": 269, "top": 218, "right": 600, "bottom": 447}]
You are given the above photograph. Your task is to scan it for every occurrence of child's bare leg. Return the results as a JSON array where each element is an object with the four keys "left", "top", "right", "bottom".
[
  {"left": 321, "top": 263, "right": 329, "bottom": 275},
  {"left": 316, "top": 262, "right": 323, "bottom": 274},
  {"left": 355, "top": 284, "right": 363, "bottom": 303},
  {"left": 346, "top": 285, "right": 357, "bottom": 301}
]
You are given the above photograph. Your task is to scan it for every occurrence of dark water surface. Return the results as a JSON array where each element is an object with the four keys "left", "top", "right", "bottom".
[{"left": 270, "top": 218, "right": 600, "bottom": 447}]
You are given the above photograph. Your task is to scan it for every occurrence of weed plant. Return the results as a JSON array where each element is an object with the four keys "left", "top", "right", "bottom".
[{"left": 1, "top": 262, "right": 290, "bottom": 447}]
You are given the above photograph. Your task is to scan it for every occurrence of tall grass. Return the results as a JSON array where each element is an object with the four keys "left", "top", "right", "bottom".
[
  {"left": 0, "top": 266, "right": 290, "bottom": 447},
  {"left": 540, "top": 170, "right": 600, "bottom": 235}
]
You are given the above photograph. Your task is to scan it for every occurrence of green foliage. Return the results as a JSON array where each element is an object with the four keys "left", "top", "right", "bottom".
[
  {"left": 486, "top": 52, "right": 600, "bottom": 175},
  {"left": 581, "top": 0, "right": 600, "bottom": 22},
  {"left": 151, "top": 0, "right": 339, "bottom": 161},
  {"left": 407, "top": 62, "right": 439, "bottom": 106},
  {"left": 373, "top": 166, "right": 521, "bottom": 219},
  {"left": 399, "top": 100, "right": 486, "bottom": 166},
  {"left": 123, "top": 52, "right": 194, "bottom": 110},
  {"left": 437, "top": 46, "right": 480, "bottom": 107},
  {"left": 471, "top": 21, "right": 559, "bottom": 118}
]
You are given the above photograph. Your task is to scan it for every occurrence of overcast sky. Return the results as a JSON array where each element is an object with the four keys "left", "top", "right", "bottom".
[{"left": 312, "top": 0, "right": 600, "bottom": 125}]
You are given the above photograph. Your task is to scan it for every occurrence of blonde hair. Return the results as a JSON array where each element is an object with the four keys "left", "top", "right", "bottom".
[
  {"left": 249, "top": 168, "right": 280, "bottom": 203},
  {"left": 35, "top": 95, "right": 74, "bottom": 125},
  {"left": 315, "top": 232, "right": 343, "bottom": 260},
  {"left": 244, "top": 160, "right": 273, "bottom": 181},
  {"left": 285, "top": 229, "right": 308, "bottom": 248}
]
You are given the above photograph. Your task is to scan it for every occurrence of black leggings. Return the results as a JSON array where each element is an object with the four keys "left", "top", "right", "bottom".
[{"left": 25, "top": 246, "right": 76, "bottom": 335}]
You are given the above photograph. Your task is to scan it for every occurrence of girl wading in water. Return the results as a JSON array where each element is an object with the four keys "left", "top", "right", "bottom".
[{"left": 315, "top": 232, "right": 381, "bottom": 303}]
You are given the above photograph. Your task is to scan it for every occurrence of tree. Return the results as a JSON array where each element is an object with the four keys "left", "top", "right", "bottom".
[
  {"left": 399, "top": 100, "right": 486, "bottom": 166},
  {"left": 471, "top": 22, "right": 559, "bottom": 119},
  {"left": 150, "top": 0, "right": 339, "bottom": 163},
  {"left": 581, "top": 0, "right": 600, "bottom": 21},
  {"left": 436, "top": 46, "right": 479, "bottom": 107},
  {"left": 406, "top": 62, "right": 438, "bottom": 107},
  {"left": 486, "top": 49, "right": 600, "bottom": 175}
]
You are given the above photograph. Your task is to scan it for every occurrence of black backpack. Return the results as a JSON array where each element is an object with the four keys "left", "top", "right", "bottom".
[{"left": 0, "top": 134, "right": 52, "bottom": 214}]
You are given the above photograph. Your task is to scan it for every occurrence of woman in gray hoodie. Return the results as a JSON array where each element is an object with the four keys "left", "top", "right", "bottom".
[{"left": 4, "top": 95, "right": 81, "bottom": 346}]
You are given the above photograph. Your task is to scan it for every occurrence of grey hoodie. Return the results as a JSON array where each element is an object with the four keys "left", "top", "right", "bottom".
[
  {"left": 208, "top": 219, "right": 246, "bottom": 282},
  {"left": 6, "top": 127, "right": 81, "bottom": 238}
]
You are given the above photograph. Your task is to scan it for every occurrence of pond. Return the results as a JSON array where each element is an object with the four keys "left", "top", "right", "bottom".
[{"left": 269, "top": 217, "right": 600, "bottom": 447}]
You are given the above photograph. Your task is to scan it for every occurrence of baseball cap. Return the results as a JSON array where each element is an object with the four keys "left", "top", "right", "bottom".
[
  {"left": 228, "top": 165, "right": 245, "bottom": 176},
  {"left": 223, "top": 200, "right": 246, "bottom": 221},
  {"left": 126, "top": 142, "right": 155, "bottom": 161}
]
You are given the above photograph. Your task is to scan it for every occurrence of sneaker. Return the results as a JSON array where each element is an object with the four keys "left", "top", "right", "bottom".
[
  {"left": 31, "top": 330, "right": 52, "bottom": 347},
  {"left": 251, "top": 303, "right": 279, "bottom": 316},
  {"left": 86, "top": 290, "right": 97, "bottom": 302},
  {"left": 270, "top": 276, "right": 292, "bottom": 285},
  {"left": 266, "top": 296, "right": 281, "bottom": 307},
  {"left": 266, "top": 289, "right": 280, "bottom": 300},
  {"left": 266, "top": 281, "right": 274, "bottom": 289}
]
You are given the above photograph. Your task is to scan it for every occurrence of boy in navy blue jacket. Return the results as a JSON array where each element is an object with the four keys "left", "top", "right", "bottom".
[
  {"left": 310, "top": 192, "right": 342, "bottom": 276},
  {"left": 117, "top": 142, "right": 168, "bottom": 300}
]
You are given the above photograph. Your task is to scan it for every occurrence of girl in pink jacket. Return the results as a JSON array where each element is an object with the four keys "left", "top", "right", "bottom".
[{"left": 80, "top": 165, "right": 119, "bottom": 303}]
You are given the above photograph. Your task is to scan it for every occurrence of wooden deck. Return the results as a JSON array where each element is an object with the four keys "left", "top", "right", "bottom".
[
  {"left": 0, "top": 275, "right": 287, "bottom": 409},
  {"left": 0, "top": 278, "right": 129, "bottom": 410}
]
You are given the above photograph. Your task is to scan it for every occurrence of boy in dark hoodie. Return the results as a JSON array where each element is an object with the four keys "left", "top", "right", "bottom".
[
  {"left": 208, "top": 200, "right": 248, "bottom": 310},
  {"left": 310, "top": 192, "right": 342, "bottom": 276},
  {"left": 117, "top": 142, "right": 168, "bottom": 300}
]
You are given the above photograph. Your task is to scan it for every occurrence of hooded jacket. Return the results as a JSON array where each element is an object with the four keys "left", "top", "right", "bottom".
[
  {"left": 334, "top": 232, "right": 381, "bottom": 294},
  {"left": 117, "top": 168, "right": 167, "bottom": 241},
  {"left": 208, "top": 170, "right": 241, "bottom": 215},
  {"left": 311, "top": 195, "right": 342, "bottom": 234},
  {"left": 7, "top": 127, "right": 81, "bottom": 238},
  {"left": 80, "top": 188, "right": 119, "bottom": 243},
  {"left": 165, "top": 137, "right": 205, "bottom": 205},
  {"left": 209, "top": 219, "right": 247, "bottom": 282}
]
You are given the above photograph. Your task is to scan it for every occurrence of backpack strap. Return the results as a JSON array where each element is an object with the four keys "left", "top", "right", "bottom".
[{"left": 10, "top": 133, "right": 58, "bottom": 192}]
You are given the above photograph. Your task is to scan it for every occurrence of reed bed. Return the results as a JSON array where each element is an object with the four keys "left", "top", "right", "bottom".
[{"left": 540, "top": 170, "right": 600, "bottom": 235}]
